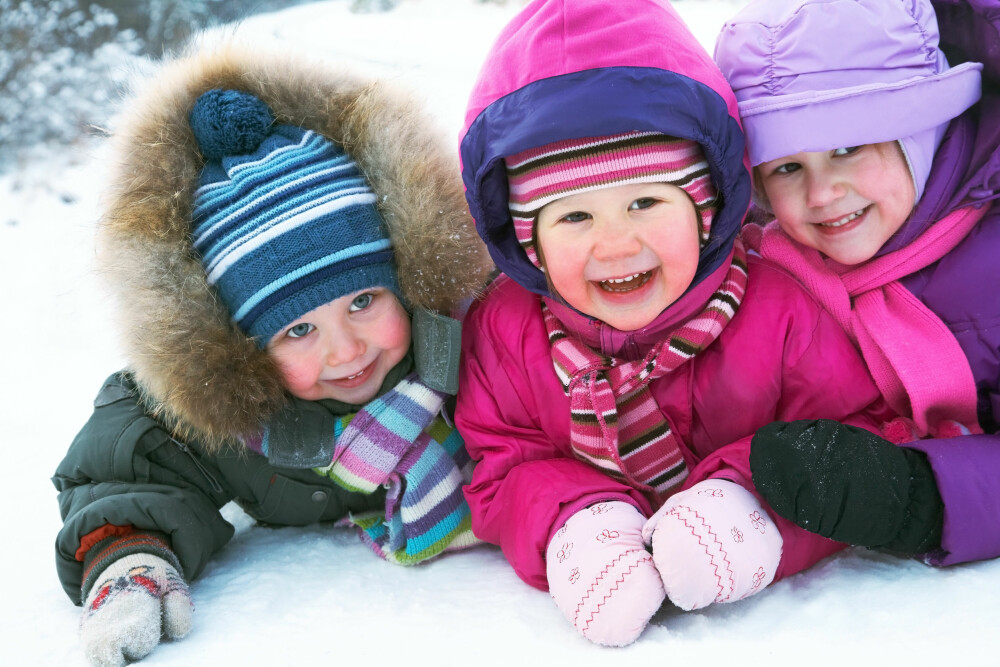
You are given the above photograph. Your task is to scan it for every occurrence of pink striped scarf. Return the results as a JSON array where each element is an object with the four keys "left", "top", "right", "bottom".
[
  {"left": 743, "top": 205, "right": 987, "bottom": 439},
  {"left": 543, "top": 241, "right": 748, "bottom": 502}
]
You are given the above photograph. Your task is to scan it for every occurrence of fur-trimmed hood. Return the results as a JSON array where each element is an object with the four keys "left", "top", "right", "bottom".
[{"left": 97, "top": 42, "right": 492, "bottom": 451}]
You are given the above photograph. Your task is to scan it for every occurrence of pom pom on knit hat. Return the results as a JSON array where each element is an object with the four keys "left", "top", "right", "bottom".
[
  {"left": 188, "top": 89, "right": 399, "bottom": 347},
  {"left": 505, "top": 132, "right": 717, "bottom": 269},
  {"left": 190, "top": 89, "right": 273, "bottom": 160}
]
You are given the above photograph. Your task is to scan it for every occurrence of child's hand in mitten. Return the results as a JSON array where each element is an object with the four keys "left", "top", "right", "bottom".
[
  {"left": 642, "top": 479, "right": 782, "bottom": 611},
  {"left": 80, "top": 553, "right": 192, "bottom": 667},
  {"left": 750, "top": 419, "right": 943, "bottom": 553},
  {"left": 546, "top": 501, "right": 664, "bottom": 646}
]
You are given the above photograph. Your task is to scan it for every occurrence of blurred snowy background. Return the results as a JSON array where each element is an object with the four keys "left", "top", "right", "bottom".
[{"left": 2, "top": 1, "right": 999, "bottom": 665}]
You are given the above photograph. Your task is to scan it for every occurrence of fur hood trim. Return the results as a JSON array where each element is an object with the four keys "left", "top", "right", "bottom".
[{"left": 97, "top": 42, "right": 492, "bottom": 450}]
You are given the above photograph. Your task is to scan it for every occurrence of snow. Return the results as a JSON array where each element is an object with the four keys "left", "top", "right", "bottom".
[{"left": 2, "top": 1, "right": 998, "bottom": 665}]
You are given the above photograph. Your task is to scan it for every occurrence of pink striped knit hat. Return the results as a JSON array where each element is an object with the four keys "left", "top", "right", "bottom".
[{"left": 506, "top": 131, "right": 718, "bottom": 268}]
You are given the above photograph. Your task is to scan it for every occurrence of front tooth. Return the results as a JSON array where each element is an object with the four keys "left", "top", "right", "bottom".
[{"left": 833, "top": 209, "right": 864, "bottom": 226}]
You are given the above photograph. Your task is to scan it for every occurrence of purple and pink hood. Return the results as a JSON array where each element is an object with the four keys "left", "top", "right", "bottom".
[{"left": 459, "top": 0, "right": 750, "bottom": 302}]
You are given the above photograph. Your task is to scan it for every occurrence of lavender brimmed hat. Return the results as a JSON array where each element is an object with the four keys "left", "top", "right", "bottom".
[{"left": 715, "top": 0, "right": 982, "bottom": 201}]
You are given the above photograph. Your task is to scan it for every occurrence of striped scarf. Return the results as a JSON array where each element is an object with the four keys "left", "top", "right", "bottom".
[
  {"left": 312, "top": 373, "right": 481, "bottom": 564},
  {"left": 544, "top": 242, "right": 749, "bottom": 503}
]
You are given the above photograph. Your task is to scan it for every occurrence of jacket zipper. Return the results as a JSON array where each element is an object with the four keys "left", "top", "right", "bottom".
[{"left": 170, "top": 436, "right": 225, "bottom": 494}]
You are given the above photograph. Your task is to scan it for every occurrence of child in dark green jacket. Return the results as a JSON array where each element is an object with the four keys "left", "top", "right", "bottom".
[{"left": 52, "top": 44, "right": 491, "bottom": 667}]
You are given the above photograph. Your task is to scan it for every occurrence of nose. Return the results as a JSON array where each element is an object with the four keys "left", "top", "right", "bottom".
[
  {"left": 805, "top": 167, "right": 846, "bottom": 208},
  {"left": 591, "top": 214, "right": 642, "bottom": 261},
  {"left": 324, "top": 326, "right": 365, "bottom": 366}
]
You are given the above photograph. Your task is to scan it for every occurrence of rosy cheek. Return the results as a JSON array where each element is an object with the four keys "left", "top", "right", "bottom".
[
  {"left": 272, "top": 354, "right": 320, "bottom": 398},
  {"left": 279, "top": 370, "right": 311, "bottom": 396},
  {"left": 383, "top": 303, "right": 413, "bottom": 350},
  {"left": 389, "top": 321, "right": 411, "bottom": 351}
]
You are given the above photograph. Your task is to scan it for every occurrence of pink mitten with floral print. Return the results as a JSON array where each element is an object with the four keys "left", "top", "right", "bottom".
[
  {"left": 546, "top": 501, "right": 664, "bottom": 646},
  {"left": 642, "top": 479, "right": 782, "bottom": 611}
]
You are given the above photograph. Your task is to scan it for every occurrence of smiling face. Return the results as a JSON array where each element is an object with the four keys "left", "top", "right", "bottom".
[
  {"left": 536, "top": 182, "right": 700, "bottom": 331},
  {"left": 266, "top": 287, "right": 411, "bottom": 404},
  {"left": 757, "top": 142, "right": 916, "bottom": 266}
]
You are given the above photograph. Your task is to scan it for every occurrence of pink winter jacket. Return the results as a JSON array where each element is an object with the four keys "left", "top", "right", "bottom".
[
  {"left": 456, "top": 0, "right": 894, "bottom": 592},
  {"left": 457, "top": 257, "right": 892, "bottom": 591}
]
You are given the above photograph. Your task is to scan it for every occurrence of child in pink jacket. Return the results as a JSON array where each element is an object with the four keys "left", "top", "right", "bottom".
[{"left": 456, "top": 0, "right": 894, "bottom": 648}]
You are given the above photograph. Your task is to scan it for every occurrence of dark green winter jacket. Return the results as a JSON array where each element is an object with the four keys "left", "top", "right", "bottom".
[{"left": 52, "top": 46, "right": 491, "bottom": 605}]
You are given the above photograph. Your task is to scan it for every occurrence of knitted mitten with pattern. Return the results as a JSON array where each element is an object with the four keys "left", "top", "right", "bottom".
[
  {"left": 546, "top": 501, "right": 665, "bottom": 646},
  {"left": 642, "top": 479, "right": 782, "bottom": 611},
  {"left": 750, "top": 419, "right": 944, "bottom": 554},
  {"left": 79, "top": 535, "right": 192, "bottom": 667}
]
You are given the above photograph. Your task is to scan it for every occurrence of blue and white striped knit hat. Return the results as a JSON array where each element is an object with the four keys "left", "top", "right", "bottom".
[{"left": 188, "top": 88, "right": 399, "bottom": 346}]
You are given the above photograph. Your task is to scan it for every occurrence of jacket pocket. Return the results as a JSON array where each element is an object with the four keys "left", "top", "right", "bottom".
[{"left": 244, "top": 467, "right": 338, "bottom": 526}]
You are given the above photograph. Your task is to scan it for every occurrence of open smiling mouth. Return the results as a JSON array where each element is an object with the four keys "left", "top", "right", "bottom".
[
  {"left": 817, "top": 205, "right": 869, "bottom": 228},
  {"left": 326, "top": 361, "right": 373, "bottom": 385},
  {"left": 598, "top": 270, "right": 653, "bottom": 293}
]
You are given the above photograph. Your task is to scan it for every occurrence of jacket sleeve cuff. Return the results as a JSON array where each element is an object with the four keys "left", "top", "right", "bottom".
[
  {"left": 81, "top": 531, "right": 181, "bottom": 601},
  {"left": 905, "top": 434, "right": 1000, "bottom": 565}
]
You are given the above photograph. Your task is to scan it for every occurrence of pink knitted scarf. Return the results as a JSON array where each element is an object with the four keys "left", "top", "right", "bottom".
[
  {"left": 543, "top": 242, "right": 748, "bottom": 503},
  {"left": 743, "top": 205, "right": 986, "bottom": 439}
]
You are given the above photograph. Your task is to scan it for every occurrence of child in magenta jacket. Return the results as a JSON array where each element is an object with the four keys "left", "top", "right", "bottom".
[
  {"left": 715, "top": 0, "right": 1000, "bottom": 568},
  {"left": 456, "top": 0, "right": 896, "bottom": 648}
]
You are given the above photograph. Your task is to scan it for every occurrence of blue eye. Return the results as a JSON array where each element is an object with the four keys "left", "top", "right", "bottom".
[
  {"left": 629, "top": 197, "right": 656, "bottom": 210},
  {"left": 350, "top": 293, "right": 374, "bottom": 311},
  {"left": 286, "top": 323, "right": 314, "bottom": 339}
]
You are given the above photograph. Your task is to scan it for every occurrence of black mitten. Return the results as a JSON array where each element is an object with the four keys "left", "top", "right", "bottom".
[{"left": 750, "top": 419, "right": 943, "bottom": 554}]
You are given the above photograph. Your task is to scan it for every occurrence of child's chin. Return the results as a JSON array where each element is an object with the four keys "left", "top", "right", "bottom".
[
  {"left": 597, "top": 305, "right": 665, "bottom": 332},
  {"left": 321, "top": 379, "right": 383, "bottom": 405},
  {"left": 283, "top": 380, "right": 378, "bottom": 405}
]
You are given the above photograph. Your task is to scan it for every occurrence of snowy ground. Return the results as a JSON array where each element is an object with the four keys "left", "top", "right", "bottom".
[{"left": 2, "top": 1, "right": 999, "bottom": 665}]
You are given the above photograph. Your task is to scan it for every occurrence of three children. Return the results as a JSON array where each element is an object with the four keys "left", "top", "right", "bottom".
[{"left": 55, "top": 0, "right": 1000, "bottom": 661}]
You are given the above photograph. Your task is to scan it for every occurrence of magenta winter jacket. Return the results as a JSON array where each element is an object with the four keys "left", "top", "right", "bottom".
[
  {"left": 456, "top": 0, "right": 893, "bottom": 591},
  {"left": 458, "top": 262, "right": 891, "bottom": 590}
]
